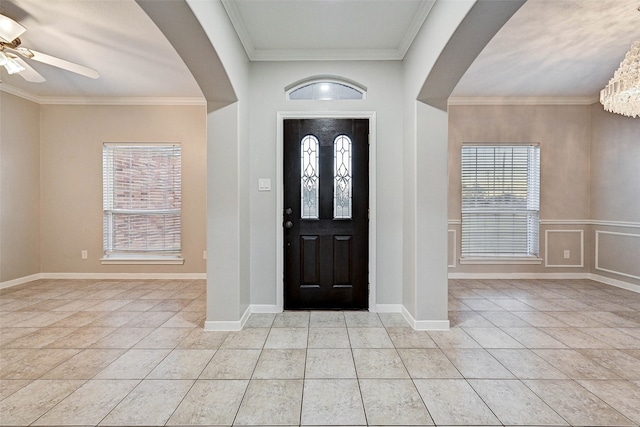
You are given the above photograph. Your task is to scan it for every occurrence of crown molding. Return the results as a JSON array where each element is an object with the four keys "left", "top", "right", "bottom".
[
  {"left": 0, "top": 82, "right": 40, "bottom": 103},
  {"left": 397, "top": 0, "right": 435, "bottom": 59},
  {"left": 38, "top": 96, "right": 207, "bottom": 106},
  {"left": 221, "top": 0, "right": 256, "bottom": 59},
  {"left": 250, "top": 48, "right": 404, "bottom": 62},
  {"left": 221, "top": 0, "right": 430, "bottom": 62},
  {"left": 448, "top": 96, "right": 599, "bottom": 106},
  {"left": 1, "top": 83, "right": 206, "bottom": 106}
]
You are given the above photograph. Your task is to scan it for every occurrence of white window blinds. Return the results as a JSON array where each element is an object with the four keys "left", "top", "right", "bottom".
[
  {"left": 461, "top": 145, "right": 540, "bottom": 257},
  {"left": 103, "top": 144, "right": 181, "bottom": 258}
]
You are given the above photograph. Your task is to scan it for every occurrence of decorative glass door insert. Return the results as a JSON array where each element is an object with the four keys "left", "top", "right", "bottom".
[
  {"left": 301, "top": 135, "right": 319, "bottom": 219},
  {"left": 333, "top": 135, "right": 352, "bottom": 219}
]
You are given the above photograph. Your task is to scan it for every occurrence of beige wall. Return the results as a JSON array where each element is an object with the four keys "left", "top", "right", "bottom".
[
  {"left": 590, "top": 105, "right": 640, "bottom": 223},
  {"left": 3, "top": 88, "right": 637, "bottom": 291},
  {"left": 0, "top": 93, "right": 41, "bottom": 282},
  {"left": 448, "top": 103, "right": 640, "bottom": 288},
  {"left": 449, "top": 104, "right": 591, "bottom": 220},
  {"left": 590, "top": 105, "right": 640, "bottom": 286},
  {"left": 39, "top": 104, "right": 207, "bottom": 274},
  {"left": 448, "top": 104, "right": 592, "bottom": 275}
]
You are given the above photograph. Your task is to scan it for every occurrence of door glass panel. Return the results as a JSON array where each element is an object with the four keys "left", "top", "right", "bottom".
[
  {"left": 334, "top": 135, "right": 352, "bottom": 219},
  {"left": 301, "top": 135, "right": 319, "bottom": 219}
]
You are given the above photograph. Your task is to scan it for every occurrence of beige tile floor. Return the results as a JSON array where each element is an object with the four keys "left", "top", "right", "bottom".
[{"left": 1, "top": 278, "right": 639, "bottom": 426}]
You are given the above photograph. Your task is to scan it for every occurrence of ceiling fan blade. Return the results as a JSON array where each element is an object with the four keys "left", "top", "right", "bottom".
[
  {"left": 12, "top": 56, "right": 45, "bottom": 82},
  {"left": 28, "top": 49, "right": 99, "bottom": 79},
  {"left": 0, "top": 13, "right": 26, "bottom": 43}
]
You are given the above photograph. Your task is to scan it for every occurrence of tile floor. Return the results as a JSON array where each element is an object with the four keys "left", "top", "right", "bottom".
[{"left": 1, "top": 278, "right": 639, "bottom": 426}]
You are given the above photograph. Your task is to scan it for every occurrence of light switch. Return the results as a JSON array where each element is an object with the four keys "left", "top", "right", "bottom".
[{"left": 258, "top": 178, "right": 271, "bottom": 192}]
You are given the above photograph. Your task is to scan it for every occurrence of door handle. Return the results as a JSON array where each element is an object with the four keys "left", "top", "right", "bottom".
[{"left": 284, "top": 220, "right": 293, "bottom": 229}]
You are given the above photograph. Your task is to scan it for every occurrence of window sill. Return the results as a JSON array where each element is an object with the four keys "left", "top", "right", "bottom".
[
  {"left": 101, "top": 258, "right": 185, "bottom": 265},
  {"left": 459, "top": 257, "right": 543, "bottom": 265}
]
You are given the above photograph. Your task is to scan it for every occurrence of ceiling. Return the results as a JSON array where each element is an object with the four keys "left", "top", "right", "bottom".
[
  {"left": 452, "top": 0, "right": 640, "bottom": 99},
  {"left": 221, "top": 0, "right": 434, "bottom": 61},
  {"left": 0, "top": 0, "right": 639, "bottom": 102},
  {"left": 0, "top": 0, "right": 203, "bottom": 100}
]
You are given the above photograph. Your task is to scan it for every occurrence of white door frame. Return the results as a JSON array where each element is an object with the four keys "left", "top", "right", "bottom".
[{"left": 276, "top": 111, "right": 377, "bottom": 312}]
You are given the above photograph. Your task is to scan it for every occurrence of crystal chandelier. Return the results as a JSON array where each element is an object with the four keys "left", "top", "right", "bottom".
[{"left": 600, "top": 41, "right": 640, "bottom": 118}]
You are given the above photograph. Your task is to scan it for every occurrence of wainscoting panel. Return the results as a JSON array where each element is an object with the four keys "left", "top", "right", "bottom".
[
  {"left": 596, "top": 230, "right": 640, "bottom": 280},
  {"left": 448, "top": 229, "right": 457, "bottom": 268},
  {"left": 545, "top": 229, "right": 584, "bottom": 268}
]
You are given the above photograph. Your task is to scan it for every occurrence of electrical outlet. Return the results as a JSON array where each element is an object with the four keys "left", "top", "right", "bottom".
[
  {"left": 81, "top": 250, "right": 88, "bottom": 259},
  {"left": 203, "top": 250, "right": 207, "bottom": 260},
  {"left": 563, "top": 250, "right": 570, "bottom": 259}
]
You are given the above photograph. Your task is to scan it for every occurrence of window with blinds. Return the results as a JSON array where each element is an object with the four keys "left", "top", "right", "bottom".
[
  {"left": 103, "top": 143, "right": 181, "bottom": 259},
  {"left": 461, "top": 144, "right": 540, "bottom": 258}
]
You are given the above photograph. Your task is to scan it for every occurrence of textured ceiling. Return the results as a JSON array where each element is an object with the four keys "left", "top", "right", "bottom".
[
  {"left": 0, "top": 0, "right": 203, "bottom": 99},
  {"left": 452, "top": 0, "right": 640, "bottom": 99}
]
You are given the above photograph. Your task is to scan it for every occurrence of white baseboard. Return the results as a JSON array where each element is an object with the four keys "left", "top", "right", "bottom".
[
  {"left": 373, "top": 304, "right": 403, "bottom": 313},
  {"left": 0, "top": 272, "right": 206, "bottom": 290},
  {"left": 448, "top": 272, "right": 589, "bottom": 280},
  {"left": 0, "top": 273, "right": 43, "bottom": 289},
  {"left": 43, "top": 272, "right": 206, "bottom": 280},
  {"left": 448, "top": 272, "right": 639, "bottom": 294},
  {"left": 250, "top": 304, "right": 280, "bottom": 313},
  {"left": 204, "top": 306, "right": 252, "bottom": 331},
  {"left": 401, "top": 306, "right": 450, "bottom": 331},
  {"left": 203, "top": 320, "right": 242, "bottom": 331},
  {"left": 589, "top": 273, "right": 640, "bottom": 294},
  {"left": 204, "top": 303, "right": 450, "bottom": 331}
]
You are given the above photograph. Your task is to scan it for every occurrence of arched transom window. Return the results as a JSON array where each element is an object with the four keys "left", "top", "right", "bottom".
[{"left": 287, "top": 78, "right": 366, "bottom": 101}]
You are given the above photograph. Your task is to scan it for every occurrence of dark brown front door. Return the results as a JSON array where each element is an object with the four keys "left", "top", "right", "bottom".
[{"left": 284, "top": 118, "right": 369, "bottom": 310}]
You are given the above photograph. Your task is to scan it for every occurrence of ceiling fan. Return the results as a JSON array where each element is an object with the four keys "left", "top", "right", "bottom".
[{"left": 0, "top": 12, "right": 99, "bottom": 82}]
